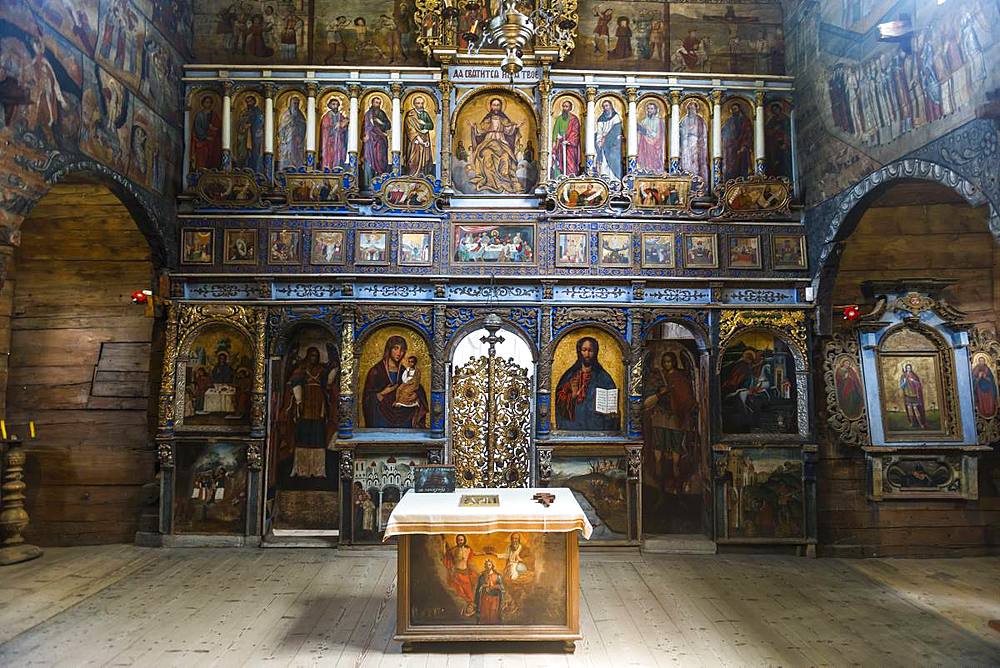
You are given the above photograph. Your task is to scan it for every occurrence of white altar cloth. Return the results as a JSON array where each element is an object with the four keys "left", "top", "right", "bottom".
[{"left": 384, "top": 487, "right": 593, "bottom": 539}]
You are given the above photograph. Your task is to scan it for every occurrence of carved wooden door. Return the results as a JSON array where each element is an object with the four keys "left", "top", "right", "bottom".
[{"left": 450, "top": 350, "right": 532, "bottom": 487}]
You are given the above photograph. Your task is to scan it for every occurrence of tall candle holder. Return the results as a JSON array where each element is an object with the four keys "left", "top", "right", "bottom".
[{"left": 0, "top": 437, "right": 43, "bottom": 565}]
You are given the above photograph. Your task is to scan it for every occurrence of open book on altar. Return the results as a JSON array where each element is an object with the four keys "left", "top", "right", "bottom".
[{"left": 595, "top": 387, "right": 618, "bottom": 414}]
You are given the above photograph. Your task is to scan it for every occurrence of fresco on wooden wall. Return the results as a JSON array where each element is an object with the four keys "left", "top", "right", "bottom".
[
  {"left": 174, "top": 442, "right": 248, "bottom": 534},
  {"left": 550, "top": 457, "right": 628, "bottom": 540},
  {"left": 786, "top": 0, "right": 999, "bottom": 204},
  {"left": 552, "top": 329, "right": 624, "bottom": 433},
  {"left": 193, "top": 0, "right": 309, "bottom": 64},
  {"left": 641, "top": 341, "right": 701, "bottom": 534},
  {"left": 313, "top": 0, "right": 424, "bottom": 66},
  {"left": 409, "top": 531, "right": 568, "bottom": 625},
  {"left": 719, "top": 330, "right": 797, "bottom": 435},
  {"left": 723, "top": 448, "right": 802, "bottom": 539},
  {"left": 568, "top": 1, "right": 784, "bottom": 74},
  {"left": 452, "top": 92, "right": 539, "bottom": 195},
  {"left": 0, "top": 0, "right": 186, "bottom": 230},
  {"left": 268, "top": 325, "right": 341, "bottom": 531},
  {"left": 358, "top": 325, "right": 431, "bottom": 429},
  {"left": 182, "top": 324, "right": 254, "bottom": 427},
  {"left": 351, "top": 455, "right": 424, "bottom": 543}
]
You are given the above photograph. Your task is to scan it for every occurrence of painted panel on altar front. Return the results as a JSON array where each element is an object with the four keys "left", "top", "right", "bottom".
[
  {"left": 552, "top": 329, "right": 624, "bottom": 433},
  {"left": 268, "top": 326, "right": 341, "bottom": 531},
  {"left": 313, "top": 0, "right": 423, "bottom": 66},
  {"left": 452, "top": 92, "right": 539, "bottom": 195},
  {"left": 408, "top": 532, "right": 568, "bottom": 625},
  {"left": 550, "top": 457, "right": 628, "bottom": 541},
  {"left": 351, "top": 455, "right": 425, "bottom": 543},
  {"left": 721, "top": 447, "right": 803, "bottom": 539},
  {"left": 193, "top": 1, "right": 308, "bottom": 64},
  {"left": 174, "top": 442, "right": 248, "bottom": 534},
  {"left": 358, "top": 325, "right": 431, "bottom": 429},
  {"left": 719, "top": 330, "right": 797, "bottom": 435},
  {"left": 402, "top": 92, "right": 437, "bottom": 177},
  {"left": 641, "top": 341, "right": 702, "bottom": 534},
  {"left": 182, "top": 324, "right": 254, "bottom": 427},
  {"left": 567, "top": 1, "right": 784, "bottom": 75}
]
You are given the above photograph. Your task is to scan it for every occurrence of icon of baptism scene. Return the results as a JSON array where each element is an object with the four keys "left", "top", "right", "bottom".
[{"left": 4, "top": 0, "right": 1000, "bottom": 662}]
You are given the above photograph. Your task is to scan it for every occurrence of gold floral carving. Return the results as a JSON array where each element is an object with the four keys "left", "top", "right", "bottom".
[
  {"left": 719, "top": 309, "right": 807, "bottom": 364},
  {"left": 552, "top": 307, "right": 627, "bottom": 336},
  {"left": 340, "top": 317, "right": 355, "bottom": 399}
]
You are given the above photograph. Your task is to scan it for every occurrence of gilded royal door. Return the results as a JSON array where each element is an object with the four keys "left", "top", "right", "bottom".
[{"left": 449, "top": 332, "right": 533, "bottom": 488}]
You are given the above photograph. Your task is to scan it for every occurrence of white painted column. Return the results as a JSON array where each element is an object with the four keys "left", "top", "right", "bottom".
[
  {"left": 754, "top": 90, "right": 766, "bottom": 174},
  {"left": 625, "top": 86, "right": 638, "bottom": 163},
  {"left": 585, "top": 86, "right": 596, "bottom": 169},
  {"left": 711, "top": 89, "right": 722, "bottom": 189},
  {"left": 305, "top": 82, "right": 317, "bottom": 167},
  {"left": 390, "top": 81, "right": 403, "bottom": 173},
  {"left": 348, "top": 85, "right": 360, "bottom": 156},
  {"left": 221, "top": 83, "right": 232, "bottom": 154},
  {"left": 262, "top": 83, "right": 275, "bottom": 179},
  {"left": 669, "top": 90, "right": 681, "bottom": 174}
]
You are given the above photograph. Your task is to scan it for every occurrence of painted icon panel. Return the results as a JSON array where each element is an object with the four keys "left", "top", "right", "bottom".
[
  {"left": 720, "top": 330, "right": 797, "bottom": 435},
  {"left": 550, "top": 457, "right": 629, "bottom": 541},
  {"left": 181, "top": 324, "right": 254, "bottom": 427},
  {"left": 358, "top": 325, "right": 431, "bottom": 429},
  {"left": 452, "top": 91, "right": 539, "bottom": 195},
  {"left": 722, "top": 447, "right": 803, "bottom": 540},
  {"left": 552, "top": 328, "right": 624, "bottom": 433},
  {"left": 174, "top": 442, "right": 248, "bottom": 534}
]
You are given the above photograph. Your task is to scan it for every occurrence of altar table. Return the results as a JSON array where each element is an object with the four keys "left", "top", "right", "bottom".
[{"left": 385, "top": 487, "right": 592, "bottom": 652}]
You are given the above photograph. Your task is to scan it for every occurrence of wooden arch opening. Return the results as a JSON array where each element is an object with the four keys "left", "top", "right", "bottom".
[{"left": 4, "top": 181, "right": 160, "bottom": 546}]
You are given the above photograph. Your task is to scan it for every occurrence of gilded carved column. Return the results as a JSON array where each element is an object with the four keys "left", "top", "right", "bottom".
[
  {"left": 538, "top": 73, "right": 552, "bottom": 181},
  {"left": 754, "top": 90, "right": 766, "bottom": 174},
  {"left": 221, "top": 80, "right": 233, "bottom": 170},
  {"left": 250, "top": 308, "right": 268, "bottom": 439},
  {"left": 263, "top": 82, "right": 275, "bottom": 183},
  {"left": 627, "top": 310, "right": 645, "bottom": 439},
  {"left": 710, "top": 89, "right": 722, "bottom": 191},
  {"left": 536, "top": 306, "right": 553, "bottom": 439},
  {"left": 438, "top": 74, "right": 453, "bottom": 188},
  {"left": 431, "top": 304, "right": 446, "bottom": 439},
  {"left": 338, "top": 308, "right": 356, "bottom": 439},
  {"left": 156, "top": 300, "right": 179, "bottom": 448}
]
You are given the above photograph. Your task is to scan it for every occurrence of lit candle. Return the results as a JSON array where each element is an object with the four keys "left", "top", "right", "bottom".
[
  {"left": 1, "top": 420, "right": 6, "bottom": 440},
  {"left": 29, "top": 421, "right": 36, "bottom": 439}
]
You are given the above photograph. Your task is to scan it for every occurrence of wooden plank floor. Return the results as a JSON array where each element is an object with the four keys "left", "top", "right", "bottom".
[{"left": 0, "top": 546, "right": 997, "bottom": 667}]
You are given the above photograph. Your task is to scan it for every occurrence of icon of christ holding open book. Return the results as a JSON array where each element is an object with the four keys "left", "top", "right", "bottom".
[{"left": 555, "top": 336, "right": 620, "bottom": 431}]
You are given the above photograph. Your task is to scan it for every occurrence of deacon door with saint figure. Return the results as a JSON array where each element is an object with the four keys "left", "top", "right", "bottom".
[{"left": 449, "top": 325, "right": 534, "bottom": 488}]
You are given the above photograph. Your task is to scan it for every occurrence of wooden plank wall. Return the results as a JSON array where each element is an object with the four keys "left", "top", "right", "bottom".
[
  {"left": 824, "top": 196, "right": 1000, "bottom": 556},
  {"left": 4, "top": 183, "right": 157, "bottom": 546}
]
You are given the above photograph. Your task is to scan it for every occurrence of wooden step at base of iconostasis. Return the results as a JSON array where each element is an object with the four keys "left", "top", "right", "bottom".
[{"left": 642, "top": 533, "right": 717, "bottom": 555}]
